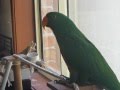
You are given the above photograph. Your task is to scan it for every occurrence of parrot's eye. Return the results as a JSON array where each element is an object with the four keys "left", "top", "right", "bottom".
[{"left": 51, "top": 14, "right": 57, "bottom": 20}]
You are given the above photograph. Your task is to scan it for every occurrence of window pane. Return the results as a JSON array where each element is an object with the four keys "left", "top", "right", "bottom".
[{"left": 41, "top": 0, "right": 61, "bottom": 74}]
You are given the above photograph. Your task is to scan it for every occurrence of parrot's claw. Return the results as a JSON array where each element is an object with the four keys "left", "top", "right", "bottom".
[
  {"left": 54, "top": 79, "right": 80, "bottom": 90},
  {"left": 60, "top": 75, "right": 69, "bottom": 81},
  {"left": 55, "top": 75, "right": 80, "bottom": 89},
  {"left": 54, "top": 79, "right": 70, "bottom": 85},
  {"left": 54, "top": 80, "right": 80, "bottom": 90},
  {"left": 54, "top": 79, "right": 73, "bottom": 88}
]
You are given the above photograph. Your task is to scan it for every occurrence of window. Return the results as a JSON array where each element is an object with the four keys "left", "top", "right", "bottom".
[
  {"left": 34, "top": 0, "right": 69, "bottom": 77},
  {"left": 41, "top": 0, "right": 61, "bottom": 74}
]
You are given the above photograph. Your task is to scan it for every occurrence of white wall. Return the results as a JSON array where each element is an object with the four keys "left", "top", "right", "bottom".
[
  {"left": 72, "top": 0, "right": 120, "bottom": 81},
  {"left": 0, "top": 0, "right": 12, "bottom": 37}
]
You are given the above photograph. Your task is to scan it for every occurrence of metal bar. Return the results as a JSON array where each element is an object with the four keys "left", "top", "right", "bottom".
[
  {"left": 13, "top": 54, "right": 63, "bottom": 80},
  {"left": 0, "top": 61, "right": 12, "bottom": 90}
]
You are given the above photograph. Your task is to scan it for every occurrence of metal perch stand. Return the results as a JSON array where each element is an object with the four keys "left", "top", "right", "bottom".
[
  {"left": 0, "top": 54, "right": 63, "bottom": 90},
  {"left": 0, "top": 61, "right": 12, "bottom": 90}
]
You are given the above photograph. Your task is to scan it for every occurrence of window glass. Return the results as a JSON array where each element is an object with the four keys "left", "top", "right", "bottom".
[{"left": 41, "top": 0, "right": 61, "bottom": 74}]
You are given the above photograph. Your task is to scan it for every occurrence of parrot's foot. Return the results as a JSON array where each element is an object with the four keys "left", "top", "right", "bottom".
[
  {"left": 54, "top": 75, "right": 71, "bottom": 85},
  {"left": 55, "top": 75, "right": 80, "bottom": 90},
  {"left": 54, "top": 80, "right": 80, "bottom": 90},
  {"left": 54, "top": 79, "right": 71, "bottom": 86},
  {"left": 54, "top": 79, "right": 73, "bottom": 88},
  {"left": 60, "top": 75, "right": 70, "bottom": 81}
]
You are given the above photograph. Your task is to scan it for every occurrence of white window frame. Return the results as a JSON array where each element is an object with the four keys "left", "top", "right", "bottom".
[
  {"left": 34, "top": 0, "right": 42, "bottom": 59},
  {"left": 59, "top": 0, "right": 69, "bottom": 77}
]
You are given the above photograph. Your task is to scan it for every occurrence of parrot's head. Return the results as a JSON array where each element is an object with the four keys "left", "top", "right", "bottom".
[{"left": 42, "top": 12, "right": 75, "bottom": 32}]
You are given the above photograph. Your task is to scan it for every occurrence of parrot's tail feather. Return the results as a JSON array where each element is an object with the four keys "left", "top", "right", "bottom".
[
  {"left": 118, "top": 83, "right": 120, "bottom": 90},
  {"left": 115, "top": 83, "right": 120, "bottom": 90}
]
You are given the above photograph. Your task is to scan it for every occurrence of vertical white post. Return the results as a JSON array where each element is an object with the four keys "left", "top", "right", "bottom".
[
  {"left": 59, "top": 0, "right": 70, "bottom": 77},
  {"left": 34, "top": 0, "right": 42, "bottom": 59},
  {"left": 69, "top": 0, "right": 78, "bottom": 26}
]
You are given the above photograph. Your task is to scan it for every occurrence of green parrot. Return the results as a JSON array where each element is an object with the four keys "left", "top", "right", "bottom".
[{"left": 42, "top": 12, "right": 120, "bottom": 90}]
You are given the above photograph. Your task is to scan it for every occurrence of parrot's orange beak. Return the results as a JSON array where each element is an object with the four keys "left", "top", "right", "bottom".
[{"left": 42, "top": 16, "right": 48, "bottom": 29}]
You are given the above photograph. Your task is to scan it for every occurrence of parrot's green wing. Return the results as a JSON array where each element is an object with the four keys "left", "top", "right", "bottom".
[{"left": 57, "top": 32, "right": 120, "bottom": 89}]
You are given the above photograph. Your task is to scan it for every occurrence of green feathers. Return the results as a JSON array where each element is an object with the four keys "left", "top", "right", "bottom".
[{"left": 43, "top": 12, "right": 120, "bottom": 90}]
